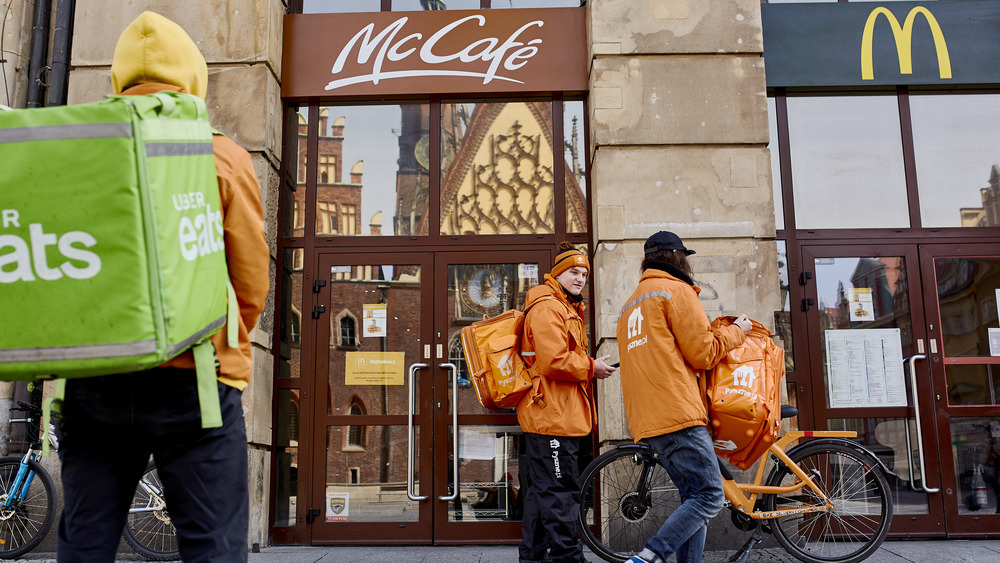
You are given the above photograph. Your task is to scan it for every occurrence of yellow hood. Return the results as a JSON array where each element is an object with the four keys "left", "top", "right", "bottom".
[{"left": 111, "top": 11, "right": 207, "bottom": 100}]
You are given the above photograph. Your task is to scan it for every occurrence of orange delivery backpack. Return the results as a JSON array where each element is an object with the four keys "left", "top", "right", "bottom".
[
  {"left": 460, "top": 296, "right": 554, "bottom": 410},
  {"left": 703, "top": 316, "right": 785, "bottom": 470}
]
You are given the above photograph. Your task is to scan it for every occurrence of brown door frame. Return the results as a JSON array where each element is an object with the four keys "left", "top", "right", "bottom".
[
  {"left": 799, "top": 243, "right": 948, "bottom": 536},
  {"left": 307, "top": 251, "right": 436, "bottom": 544},
  {"left": 918, "top": 243, "right": 1000, "bottom": 537}
]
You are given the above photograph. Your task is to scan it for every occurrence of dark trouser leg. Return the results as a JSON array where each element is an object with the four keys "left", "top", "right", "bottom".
[
  {"left": 522, "top": 433, "right": 586, "bottom": 563},
  {"left": 153, "top": 383, "right": 249, "bottom": 563},
  {"left": 58, "top": 431, "right": 150, "bottom": 563}
]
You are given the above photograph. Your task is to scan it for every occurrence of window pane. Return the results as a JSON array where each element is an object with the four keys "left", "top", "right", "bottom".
[
  {"left": 949, "top": 417, "right": 1000, "bottom": 515},
  {"left": 449, "top": 425, "right": 525, "bottom": 522},
  {"left": 493, "top": 0, "right": 583, "bottom": 7},
  {"left": 283, "top": 108, "right": 306, "bottom": 238},
  {"left": 440, "top": 101, "right": 555, "bottom": 235},
  {"left": 278, "top": 248, "right": 304, "bottom": 379},
  {"left": 935, "top": 257, "right": 1000, "bottom": 358},
  {"left": 815, "top": 256, "right": 914, "bottom": 409},
  {"left": 787, "top": 96, "right": 908, "bottom": 229},
  {"left": 773, "top": 240, "right": 794, "bottom": 372},
  {"left": 565, "top": 100, "right": 587, "bottom": 233},
  {"left": 768, "top": 97, "right": 784, "bottom": 230},
  {"left": 273, "top": 389, "right": 301, "bottom": 527},
  {"left": 392, "top": 0, "right": 480, "bottom": 9},
  {"left": 303, "top": 0, "right": 380, "bottom": 13},
  {"left": 314, "top": 105, "right": 430, "bottom": 237},
  {"left": 910, "top": 94, "right": 1000, "bottom": 228},
  {"left": 325, "top": 425, "right": 420, "bottom": 522}
]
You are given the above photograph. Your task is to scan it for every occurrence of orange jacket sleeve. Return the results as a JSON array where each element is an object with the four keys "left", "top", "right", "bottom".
[
  {"left": 525, "top": 300, "right": 594, "bottom": 383},
  {"left": 668, "top": 286, "right": 746, "bottom": 371}
]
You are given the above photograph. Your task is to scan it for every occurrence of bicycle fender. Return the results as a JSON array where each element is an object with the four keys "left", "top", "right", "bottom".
[{"left": 783, "top": 437, "right": 891, "bottom": 475}]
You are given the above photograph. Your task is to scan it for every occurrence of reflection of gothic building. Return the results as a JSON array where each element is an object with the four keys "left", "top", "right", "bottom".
[{"left": 960, "top": 164, "right": 1000, "bottom": 227}]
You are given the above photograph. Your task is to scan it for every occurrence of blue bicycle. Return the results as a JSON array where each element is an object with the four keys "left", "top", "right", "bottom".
[{"left": 0, "top": 401, "right": 57, "bottom": 559}]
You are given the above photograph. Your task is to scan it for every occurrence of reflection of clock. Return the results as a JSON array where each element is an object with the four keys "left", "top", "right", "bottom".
[
  {"left": 461, "top": 266, "right": 508, "bottom": 314},
  {"left": 414, "top": 134, "right": 430, "bottom": 170}
]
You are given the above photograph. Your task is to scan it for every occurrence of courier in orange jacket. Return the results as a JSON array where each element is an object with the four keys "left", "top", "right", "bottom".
[
  {"left": 614, "top": 231, "right": 750, "bottom": 563},
  {"left": 616, "top": 260, "right": 746, "bottom": 442},
  {"left": 516, "top": 243, "right": 616, "bottom": 563}
]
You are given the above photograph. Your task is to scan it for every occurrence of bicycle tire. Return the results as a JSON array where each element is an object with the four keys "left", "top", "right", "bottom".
[
  {"left": 764, "top": 441, "right": 893, "bottom": 563},
  {"left": 0, "top": 456, "right": 56, "bottom": 559},
  {"left": 577, "top": 445, "right": 680, "bottom": 563},
  {"left": 123, "top": 461, "right": 180, "bottom": 561}
]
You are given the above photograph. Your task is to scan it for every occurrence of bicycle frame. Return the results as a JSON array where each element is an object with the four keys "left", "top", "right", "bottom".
[
  {"left": 721, "top": 430, "right": 857, "bottom": 520},
  {"left": 1, "top": 449, "right": 40, "bottom": 510}
]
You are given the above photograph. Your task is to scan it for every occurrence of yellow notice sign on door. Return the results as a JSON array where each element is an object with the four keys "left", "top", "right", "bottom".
[{"left": 345, "top": 351, "right": 405, "bottom": 385}]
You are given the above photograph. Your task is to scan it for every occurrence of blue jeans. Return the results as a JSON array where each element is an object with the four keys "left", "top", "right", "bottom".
[{"left": 642, "top": 425, "right": 724, "bottom": 563}]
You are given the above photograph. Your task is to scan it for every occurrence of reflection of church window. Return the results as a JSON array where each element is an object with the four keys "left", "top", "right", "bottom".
[
  {"left": 334, "top": 309, "right": 359, "bottom": 350},
  {"left": 318, "top": 202, "right": 338, "bottom": 234},
  {"left": 292, "top": 200, "right": 304, "bottom": 231},
  {"left": 319, "top": 155, "right": 335, "bottom": 184},
  {"left": 290, "top": 307, "right": 301, "bottom": 347},
  {"left": 346, "top": 401, "right": 365, "bottom": 451},
  {"left": 348, "top": 467, "right": 360, "bottom": 484},
  {"left": 342, "top": 204, "right": 357, "bottom": 235}
]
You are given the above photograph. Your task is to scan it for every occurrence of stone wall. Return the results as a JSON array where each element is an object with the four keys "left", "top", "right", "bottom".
[{"left": 588, "top": 0, "right": 780, "bottom": 444}]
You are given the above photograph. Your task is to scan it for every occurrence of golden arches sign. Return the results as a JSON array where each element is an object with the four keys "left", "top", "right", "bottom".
[{"left": 861, "top": 6, "right": 951, "bottom": 80}]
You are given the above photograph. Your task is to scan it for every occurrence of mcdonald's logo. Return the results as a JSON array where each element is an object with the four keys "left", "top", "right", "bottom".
[{"left": 861, "top": 6, "right": 951, "bottom": 80}]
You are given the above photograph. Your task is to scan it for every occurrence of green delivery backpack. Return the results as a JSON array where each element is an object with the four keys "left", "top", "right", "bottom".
[{"left": 0, "top": 92, "right": 237, "bottom": 432}]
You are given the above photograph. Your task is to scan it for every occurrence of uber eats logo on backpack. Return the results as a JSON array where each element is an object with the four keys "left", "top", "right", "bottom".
[
  {"left": 0, "top": 209, "right": 101, "bottom": 283},
  {"left": 173, "top": 191, "right": 223, "bottom": 261}
]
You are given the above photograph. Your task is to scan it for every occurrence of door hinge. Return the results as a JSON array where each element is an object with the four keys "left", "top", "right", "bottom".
[
  {"left": 312, "top": 305, "right": 326, "bottom": 318},
  {"left": 799, "top": 271, "right": 812, "bottom": 285},
  {"left": 313, "top": 279, "right": 327, "bottom": 293},
  {"left": 801, "top": 298, "right": 815, "bottom": 311},
  {"left": 306, "top": 508, "right": 321, "bottom": 523}
]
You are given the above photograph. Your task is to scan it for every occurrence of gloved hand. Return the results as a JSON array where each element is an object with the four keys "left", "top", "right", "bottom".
[{"left": 733, "top": 314, "right": 752, "bottom": 334}]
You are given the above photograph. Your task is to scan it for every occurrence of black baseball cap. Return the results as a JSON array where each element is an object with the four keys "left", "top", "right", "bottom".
[{"left": 643, "top": 231, "right": 695, "bottom": 255}]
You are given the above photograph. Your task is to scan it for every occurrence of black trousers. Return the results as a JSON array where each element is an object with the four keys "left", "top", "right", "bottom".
[
  {"left": 519, "top": 432, "right": 588, "bottom": 563},
  {"left": 57, "top": 368, "right": 249, "bottom": 563}
]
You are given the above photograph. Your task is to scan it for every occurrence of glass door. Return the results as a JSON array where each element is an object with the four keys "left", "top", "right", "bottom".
[
  {"left": 431, "top": 250, "right": 551, "bottom": 542},
  {"left": 310, "top": 252, "right": 435, "bottom": 544},
  {"left": 308, "top": 249, "right": 551, "bottom": 544},
  {"left": 919, "top": 244, "right": 1000, "bottom": 535},
  {"left": 801, "top": 245, "right": 946, "bottom": 535}
]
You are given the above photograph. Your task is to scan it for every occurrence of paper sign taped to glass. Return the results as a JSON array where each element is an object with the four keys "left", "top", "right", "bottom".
[
  {"left": 326, "top": 491, "right": 349, "bottom": 522},
  {"left": 345, "top": 351, "right": 404, "bottom": 385},
  {"left": 825, "top": 329, "right": 907, "bottom": 408},
  {"left": 362, "top": 303, "right": 387, "bottom": 338}
]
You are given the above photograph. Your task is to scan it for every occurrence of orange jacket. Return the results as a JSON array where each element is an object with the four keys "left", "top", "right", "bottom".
[
  {"left": 616, "top": 268, "right": 745, "bottom": 442},
  {"left": 516, "top": 276, "right": 596, "bottom": 437},
  {"left": 124, "top": 84, "right": 270, "bottom": 390}
]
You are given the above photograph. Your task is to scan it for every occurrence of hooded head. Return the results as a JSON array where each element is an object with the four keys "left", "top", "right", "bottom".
[{"left": 111, "top": 11, "right": 208, "bottom": 100}]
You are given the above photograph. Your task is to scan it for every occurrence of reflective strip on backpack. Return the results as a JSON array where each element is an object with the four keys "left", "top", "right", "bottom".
[
  {"left": 0, "top": 122, "right": 132, "bottom": 143},
  {"left": 146, "top": 141, "right": 214, "bottom": 157},
  {"left": 166, "top": 314, "right": 228, "bottom": 358},
  {"left": 0, "top": 340, "right": 156, "bottom": 363}
]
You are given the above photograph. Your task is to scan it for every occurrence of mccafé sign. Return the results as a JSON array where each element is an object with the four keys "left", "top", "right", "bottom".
[
  {"left": 761, "top": 0, "right": 1000, "bottom": 87},
  {"left": 281, "top": 8, "right": 587, "bottom": 98}
]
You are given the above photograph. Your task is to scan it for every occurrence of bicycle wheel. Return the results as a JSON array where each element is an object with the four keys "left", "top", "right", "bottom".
[
  {"left": 123, "top": 462, "right": 180, "bottom": 561},
  {"left": 577, "top": 445, "right": 679, "bottom": 563},
  {"left": 764, "top": 441, "right": 893, "bottom": 563},
  {"left": 0, "top": 456, "right": 56, "bottom": 559}
]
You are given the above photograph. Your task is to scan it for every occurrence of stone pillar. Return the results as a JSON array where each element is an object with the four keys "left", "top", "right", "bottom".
[
  {"left": 588, "top": 0, "right": 780, "bottom": 446},
  {"left": 66, "top": 1, "right": 281, "bottom": 548}
]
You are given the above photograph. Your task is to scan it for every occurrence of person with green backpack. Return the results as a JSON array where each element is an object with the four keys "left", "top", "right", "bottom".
[{"left": 55, "top": 12, "right": 269, "bottom": 563}]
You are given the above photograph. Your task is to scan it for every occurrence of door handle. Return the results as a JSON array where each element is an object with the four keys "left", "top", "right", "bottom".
[
  {"left": 906, "top": 355, "right": 940, "bottom": 494},
  {"left": 438, "top": 362, "right": 460, "bottom": 502},
  {"left": 407, "top": 362, "right": 430, "bottom": 502}
]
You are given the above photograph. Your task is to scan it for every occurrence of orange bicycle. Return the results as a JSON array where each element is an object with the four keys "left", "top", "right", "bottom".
[{"left": 578, "top": 406, "right": 893, "bottom": 563}]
